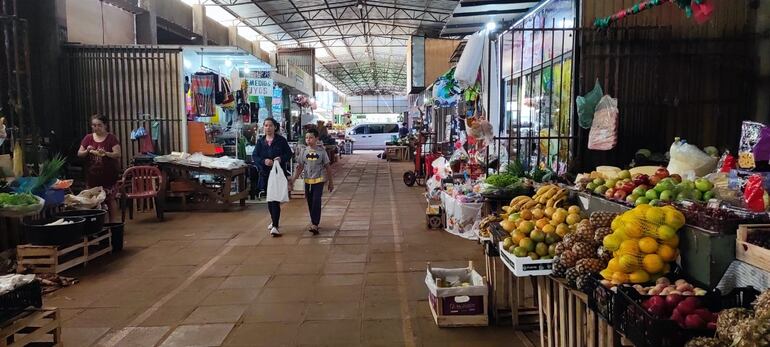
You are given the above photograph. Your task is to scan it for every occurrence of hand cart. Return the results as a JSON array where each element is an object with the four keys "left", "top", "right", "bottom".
[{"left": 403, "top": 132, "right": 440, "bottom": 186}]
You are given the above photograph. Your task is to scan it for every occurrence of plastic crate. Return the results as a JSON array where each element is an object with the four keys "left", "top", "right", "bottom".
[
  {"left": 0, "top": 280, "right": 43, "bottom": 323},
  {"left": 614, "top": 286, "right": 758, "bottom": 347},
  {"left": 585, "top": 273, "right": 616, "bottom": 324}
]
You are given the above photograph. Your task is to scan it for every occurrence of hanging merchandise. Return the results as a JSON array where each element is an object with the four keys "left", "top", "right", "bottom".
[
  {"left": 594, "top": 0, "right": 713, "bottom": 29},
  {"left": 577, "top": 80, "right": 603, "bottom": 129},
  {"left": 455, "top": 32, "right": 485, "bottom": 89},
  {"left": 587, "top": 95, "right": 619, "bottom": 150},
  {"left": 12, "top": 140, "right": 23, "bottom": 177},
  {"left": 219, "top": 78, "right": 235, "bottom": 108},
  {"left": 738, "top": 121, "right": 765, "bottom": 169},
  {"left": 191, "top": 74, "right": 216, "bottom": 116},
  {"left": 432, "top": 68, "right": 461, "bottom": 107}
]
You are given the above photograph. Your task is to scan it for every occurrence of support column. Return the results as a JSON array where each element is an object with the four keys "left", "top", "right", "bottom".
[
  {"left": 227, "top": 26, "right": 238, "bottom": 46},
  {"left": 136, "top": 0, "right": 157, "bottom": 44},
  {"left": 192, "top": 4, "right": 207, "bottom": 45}
]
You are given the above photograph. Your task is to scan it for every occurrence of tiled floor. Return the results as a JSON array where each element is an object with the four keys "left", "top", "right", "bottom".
[{"left": 50, "top": 152, "right": 534, "bottom": 346}]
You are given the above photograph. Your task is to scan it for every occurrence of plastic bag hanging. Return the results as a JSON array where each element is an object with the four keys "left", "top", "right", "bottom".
[
  {"left": 587, "top": 95, "right": 619, "bottom": 150},
  {"left": 266, "top": 164, "right": 289, "bottom": 203}
]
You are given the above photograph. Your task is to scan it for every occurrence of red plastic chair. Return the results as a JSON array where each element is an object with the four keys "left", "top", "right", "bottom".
[{"left": 118, "top": 166, "right": 164, "bottom": 222}]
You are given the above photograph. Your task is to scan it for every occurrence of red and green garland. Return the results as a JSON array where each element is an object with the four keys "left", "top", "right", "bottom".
[{"left": 594, "top": 0, "right": 714, "bottom": 29}]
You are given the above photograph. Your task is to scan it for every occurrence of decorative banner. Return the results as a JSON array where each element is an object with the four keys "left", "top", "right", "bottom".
[
  {"left": 594, "top": 0, "right": 713, "bottom": 29},
  {"left": 247, "top": 70, "right": 273, "bottom": 98},
  {"left": 272, "top": 86, "right": 283, "bottom": 119}
]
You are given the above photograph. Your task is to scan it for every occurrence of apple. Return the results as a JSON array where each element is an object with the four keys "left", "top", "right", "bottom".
[
  {"left": 618, "top": 170, "right": 632, "bottom": 179},
  {"left": 645, "top": 189, "right": 659, "bottom": 200},
  {"left": 593, "top": 178, "right": 605, "bottom": 186},
  {"left": 626, "top": 194, "right": 639, "bottom": 204},
  {"left": 655, "top": 180, "right": 675, "bottom": 193},
  {"left": 665, "top": 294, "right": 684, "bottom": 310},
  {"left": 685, "top": 314, "right": 706, "bottom": 329},
  {"left": 677, "top": 297, "right": 702, "bottom": 315},
  {"left": 703, "top": 191, "right": 715, "bottom": 201},
  {"left": 671, "top": 309, "right": 685, "bottom": 327},
  {"left": 680, "top": 179, "right": 696, "bottom": 191},
  {"left": 633, "top": 174, "right": 650, "bottom": 186},
  {"left": 695, "top": 178, "right": 714, "bottom": 192},
  {"left": 670, "top": 174, "right": 682, "bottom": 183},
  {"left": 621, "top": 182, "right": 636, "bottom": 194},
  {"left": 605, "top": 178, "right": 619, "bottom": 189},
  {"left": 605, "top": 188, "right": 616, "bottom": 199},
  {"left": 586, "top": 182, "right": 598, "bottom": 191},
  {"left": 649, "top": 175, "right": 662, "bottom": 186},
  {"left": 632, "top": 186, "right": 647, "bottom": 196},
  {"left": 656, "top": 167, "right": 670, "bottom": 178},
  {"left": 691, "top": 190, "right": 703, "bottom": 201},
  {"left": 594, "top": 186, "right": 608, "bottom": 195},
  {"left": 659, "top": 190, "right": 673, "bottom": 202},
  {"left": 614, "top": 189, "right": 628, "bottom": 201},
  {"left": 635, "top": 197, "right": 650, "bottom": 206},
  {"left": 649, "top": 199, "right": 661, "bottom": 206}
]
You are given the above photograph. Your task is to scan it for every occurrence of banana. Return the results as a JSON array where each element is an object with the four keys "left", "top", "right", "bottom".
[
  {"left": 509, "top": 196, "right": 528, "bottom": 206},
  {"left": 552, "top": 196, "right": 567, "bottom": 208},
  {"left": 523, "top": 200, "right": 539, "bottom": 209}
]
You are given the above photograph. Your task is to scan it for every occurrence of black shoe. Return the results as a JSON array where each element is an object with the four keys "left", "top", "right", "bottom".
[{"left": 309, "top": 226, "right": 319, "bottom": 235}]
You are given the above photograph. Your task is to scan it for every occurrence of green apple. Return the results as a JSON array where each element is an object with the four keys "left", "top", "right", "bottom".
[
  {"left": 587, "top": 182, "right": 598, "bottom": 191},
  {"left": 649, "top": 199, "right": 661, "bottom": 206},
  {"left": 645, "top": 189, "right": 659, "bottom": 200},
  {"left": 618, "top": 170, "right": 632, "bottom": 179},
  {"left": 659, "top": 190, "right": 673, "bottom": 202},
  {"left": 680, "top": 179, "right": 695, "bottom": 191},
  {"left": 605, "top": 178, "right": 619, "bottom": 189},
  {"left": 676, "top": 191, "right": 691, "bottom": 201},
  {"left": 626, "top": 194, "right": 638, "bottom": 204},
  {"left": 694, "top": 178, "right": 714, "bottom": 192},
  {"left": 594, "top": 186, "right": 609, "bottom": 195},
  {"left": 654, "top": 181, "right": 675, "bottom": 193},
  {"left": 703, "top": 190, "right": 715, "bottom": 201},
  {"left": 691, "top": 189, "right": 703, "bottom": 201},
  {"left": 632, "top": 186, "right": 647, "bottom": 196},
  {"left": 593, "top": 178, "right": 605, "bottom": 186},
  {"left": 635, "top": 197, "right": 650, "bottom": 206}
]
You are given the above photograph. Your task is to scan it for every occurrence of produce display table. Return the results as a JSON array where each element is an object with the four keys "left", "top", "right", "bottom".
[
  {"left": 0, "top": 308, "right": 61, "bottom": 347},
  {"left": 385, "top": 145, "right": 409, "bottom": 161},
  {"left": 157, "top": 162, "right": 248, "bottom": 211}
]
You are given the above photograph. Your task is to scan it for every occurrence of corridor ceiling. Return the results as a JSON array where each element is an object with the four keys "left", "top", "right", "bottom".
[{"left": 210, "top": 0, "right": 459, "bottom": 95}]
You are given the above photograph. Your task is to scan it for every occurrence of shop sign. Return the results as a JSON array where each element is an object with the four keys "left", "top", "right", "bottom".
[
  {"left": 247, "top": 70, "right": 273, "bottom": 97},
  {"left": 272, "top": 86, "right": 283, "bottom": 119}
]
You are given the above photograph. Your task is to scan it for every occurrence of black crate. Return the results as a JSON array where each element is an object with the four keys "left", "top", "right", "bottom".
[
  {"left": 0, "top": 280, "right": 43, "bottom": 323},
  {"left": 585, "top": 273, "right": 616, "bottom": 324},
  {"left": 614, "top": 286, "right": 758, "bottom": 347}
]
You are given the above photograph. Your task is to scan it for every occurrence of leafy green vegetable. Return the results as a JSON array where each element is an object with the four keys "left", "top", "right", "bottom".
[
  {"left": 504, "top": 159, "right": 525, "bottom": 177},
  {"left": 29, "top": 154, "right": 66, "bottom": 193},
  {"left": 485, "top": 174, "right": 520, "bottom": 188},
  {"left": 0, "top": 192, "right": 38, "bottom": 206}
]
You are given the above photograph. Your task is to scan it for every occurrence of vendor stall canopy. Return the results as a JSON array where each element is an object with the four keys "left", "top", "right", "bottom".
[{"left": 204, "top": 0, "right": 461, "bottom": 95}]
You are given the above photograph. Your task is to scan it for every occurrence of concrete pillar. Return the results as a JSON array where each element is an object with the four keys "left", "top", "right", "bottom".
[
  {"left": 136, "top": 0, "right": 158, "bottom": 44},
  {"left": 192, "top": 4, "right": 207, "bottom": 45},
  {"left": 227, "top": 26, "right": 238, "bottom": 46}
]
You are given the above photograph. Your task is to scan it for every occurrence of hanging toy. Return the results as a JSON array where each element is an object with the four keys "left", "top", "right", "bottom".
[{"left": 594, "top": 0, "right": 713, "bottom": 29}]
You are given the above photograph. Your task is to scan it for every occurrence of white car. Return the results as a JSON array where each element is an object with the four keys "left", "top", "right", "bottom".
[{"left": 346, "top": 123, "right": 400, "bottom": 150}]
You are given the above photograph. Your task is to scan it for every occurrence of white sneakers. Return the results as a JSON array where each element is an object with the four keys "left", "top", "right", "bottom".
[
  {"left": 270, "top": 227, "right": 281, "bottom": 237},
  {"left": 268, "top": 223, "right": 273, "bottom": 231}
]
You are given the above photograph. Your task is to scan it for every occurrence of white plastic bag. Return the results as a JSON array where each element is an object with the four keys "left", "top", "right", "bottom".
[
  {"left": 64, "top": 186, "right": 106, "bottom": 209},
  {"left": 667, "top": 139, "right": 718, "bottom": 178},
  {"left": 266, "top": 164, "right": 289, "bottom": 203},
  {"left": 455, "top": 32, "right": 485, "bottom": 89},
  {"left": 588, "top": 95, "right": 619, "bottom": 150}
]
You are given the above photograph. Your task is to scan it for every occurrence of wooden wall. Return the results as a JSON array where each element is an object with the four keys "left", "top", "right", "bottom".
[{"left": 424, "top": 38, "right": 462, "bottom": 88}]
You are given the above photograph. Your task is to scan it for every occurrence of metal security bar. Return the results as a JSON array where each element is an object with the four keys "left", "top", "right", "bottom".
[
  {"left": 62, "top": 45, "right": 184, "bottom": 169},
  {"left": 495, "top": 20, "right": 578, "bottom": 175}
]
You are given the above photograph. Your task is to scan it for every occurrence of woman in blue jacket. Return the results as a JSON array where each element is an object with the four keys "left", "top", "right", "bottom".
[{"left": 253, "top": 118, "right": 293, "bottom": 236}]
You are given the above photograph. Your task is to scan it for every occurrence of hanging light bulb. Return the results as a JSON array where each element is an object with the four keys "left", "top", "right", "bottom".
[
  {"left": 224, "top": 59, "right": 232, "bottom": 67},
  {"left": 357, "top": 1, "right": 363, "bottom": 9},
  {"left": 486, "top": 21, "right": 497, "bottom": 31}
]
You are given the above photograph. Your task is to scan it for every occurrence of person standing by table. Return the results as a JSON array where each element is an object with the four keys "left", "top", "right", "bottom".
[
  {"left": 290, "top": 128, "right": 334, "bottom": 235},
  {"left": 253, "top": 118, "right": 293, "bottom": 237},
  {"left": 77, "top": 114, "right": 121, "bottom": 222}
]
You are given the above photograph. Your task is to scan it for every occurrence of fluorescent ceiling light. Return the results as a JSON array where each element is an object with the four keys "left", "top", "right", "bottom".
[{"left": 486, "top": 21, "right": 496, "bottom": 31}]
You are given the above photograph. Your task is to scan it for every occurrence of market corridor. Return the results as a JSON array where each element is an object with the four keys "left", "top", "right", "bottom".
[{"left": 45, "top": 152, "right": 529, "bottom": 347}]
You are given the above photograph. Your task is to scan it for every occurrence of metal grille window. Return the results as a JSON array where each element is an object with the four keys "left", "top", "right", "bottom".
[{"left": 496, "top": 1, "right": 576, "bottom": 175}]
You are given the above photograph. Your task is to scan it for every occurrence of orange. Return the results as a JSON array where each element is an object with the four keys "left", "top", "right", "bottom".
[
  {"left": 642, "top": 254, "right": 665, "bottom": 273},
  {"left": 532, "top": 208, "right": 545, "bottom": 220},
  {"left": 629, "top": 270, "right": 651, "bottom": 284},
  {"left": 611, "top": 216, "right": 623, "bottom": 230},
  {"left": 542, "top": 224, "right": 556, "bottom": 234},
  {"left": 664, "top": 208, "right": 686, "bottom": 229},
  {"left": 607, "top": 258, "right": 622, "bottom": 272},
  {"left": 619, "top": 254, "right": 640, "bottom": 272},
  {"left": 619, "top": 239, "right": 640, "bottom": 256},
  {"left": 566, "top": 213, "right": 582, "bottom": 226},
  {"left": 518, "top": 221, "right": 535, "bottom": 234},
  {"left": 551, "top": 211, "right": 567, "bottom": 224},
  {"left": 535, "top": 218, "right": 550, "bottom": 230},
  {"left": 638, "top": 237, "right": 659, "bottom": 254},
  {"left": 612, "top": 272, "right": 630, "bottom": 284},
  {"left": 662, "top": 234, "right": 679, "bottom": 248},
  {"left": 519, "top": 238, "right": 536, "bottom": 252},
  {"left": 656, "top": 225, "right": 677, "bottom": 241},
  {"left": 555, "top": 224, "right": 570, "bottom": 238},
  {"left": 501, "top": 220, "right": 515, "bottom": 232},
  {"left": 645, "top": 207, "right": 666, "bottom": 225},
  {"left": 512, "top": 231, "right": 527, "bottom": 244},
  {"left": 600, "top": 269, "right": 614, "bottom": 280},
  {"left": 568, "top": 205, "right": 581, "bottom": 215},
  {"left": 657, "top": 245, "right": 678, "bottom": 262},
  {"left": 520, "top": 209, "right": 533, "bottom": 221},
  {"left": 623, "top": 220, "right": 645, "bottom": 238},
  {"left": 544, "top": 207, "right": 556, "bottom": 218},
  {"left": 603, "top": 234, "right": 622, "bottom": 251}
]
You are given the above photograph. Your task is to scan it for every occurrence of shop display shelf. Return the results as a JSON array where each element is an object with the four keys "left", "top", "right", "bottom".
[
  {"left": 0, "top": 281, "right": 42, "bottom": 324},
  {"left": 614, "top": 286, "right": 758, "bottom": 347}
]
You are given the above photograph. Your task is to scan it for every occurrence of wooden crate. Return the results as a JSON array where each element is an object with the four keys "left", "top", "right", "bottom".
[
  {"left": 17, "top": 229, "right": 112, "bottom": 274},
  {"left": 484, "top": 242, "right": 540, "bottom": 329},
  {"left": 736, "top": 224, "right": 770, "bottom": 272},
  {"left": 0, "top": 308, "right": 61, "bottom": 347},
  {"left": 427, "top": 261, "right": 489, "bottom": 327},
  {"left": 538, "top": 277, "right": 634, "bottom": 347}
]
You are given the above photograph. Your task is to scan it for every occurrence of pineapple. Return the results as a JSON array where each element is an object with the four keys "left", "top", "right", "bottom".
[
  {"left": 684, "top": 337, "right": 727, "bottom": 347},
  {"left": 716, "top": 308, "right": 753, "bottom": 342},
  {"left": 734, "top": 317, "right": 770, "bottom": 347},
  {"left": 572, "top": 241, "right": 594, "bottom": 260},
  {"left": 596, "top": 246, "right": 613, "bottom": 264},
  {"left": 590, "top": 211, "right": 618, "bottom": 228},
  {"left": 552, "top": 256, "right": 567, "bottom": 277},
  {"left": 753, "top": 289, "right": 770, "bottom": 319},
  {"left": 561, "top": 250, "right": 578, "bottom": 268},
  {"left": 565, "top": 267, "right": 580, "bottom": 287},
  {"left": 554, "top": 242, "right": 567, "bottom": 255},
  {"left": 594, "top": 227, "right": 613, "bottom": 243},
  {"left": 575, "top": 274, "right": 591, "bottom": 292},
  {"left": 576, "top": 220, "right": 595, "bottom": 242},
  {"left": 562, "top": 234, "right": 578, "bottom": 249},
  {"left": 575, "top": 258, "right": 604, "bottom": 275}
]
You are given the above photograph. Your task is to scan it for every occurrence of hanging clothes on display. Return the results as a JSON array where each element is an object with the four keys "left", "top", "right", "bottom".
[{"left": 191, "top": 73, "right": 216, "bottom": 117}]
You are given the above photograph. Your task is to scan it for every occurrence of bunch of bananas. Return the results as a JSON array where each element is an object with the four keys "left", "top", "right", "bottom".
[
  {"left": 503, "top": 195, "right": 540, "bottom": 213},
  {"left": 534, "top": 184, "right": 568, "bottom": 208},
  {"left": 478, "top": 215, "right": 502, "bottom": 238}
]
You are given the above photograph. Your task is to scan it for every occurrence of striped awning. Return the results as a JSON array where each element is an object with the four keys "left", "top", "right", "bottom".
[{"left": 440, "top": 0, "right": 541, "bottom": 38}]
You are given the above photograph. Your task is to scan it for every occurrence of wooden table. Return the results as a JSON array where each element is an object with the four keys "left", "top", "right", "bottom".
[
  {"left": 386, "top": 145, "right": 410, "bottom": 161},
  {"left": 157, "top": 162, "right": 248, "bottom": 211}
]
